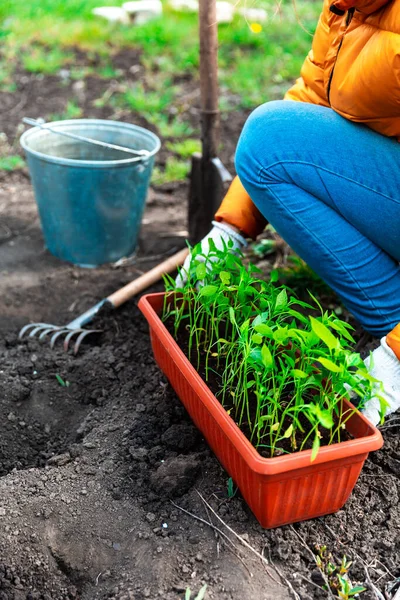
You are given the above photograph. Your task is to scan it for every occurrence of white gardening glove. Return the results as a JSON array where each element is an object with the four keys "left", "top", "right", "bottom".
[
  {"left": 175, "top": 220, "right": 247, "bottom": 288},
  {"left": 362, "top": 337, "right": 400, "bottom": 426}
]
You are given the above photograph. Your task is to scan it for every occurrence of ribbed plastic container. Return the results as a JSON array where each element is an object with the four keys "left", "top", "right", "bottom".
[{"left": 139, "top": 292, "right": 384, "bottom": 528}]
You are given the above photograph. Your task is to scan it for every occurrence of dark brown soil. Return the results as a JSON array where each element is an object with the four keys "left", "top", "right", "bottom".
[{"left": 0, "top": 48, "right": 399, "bottom": 600}]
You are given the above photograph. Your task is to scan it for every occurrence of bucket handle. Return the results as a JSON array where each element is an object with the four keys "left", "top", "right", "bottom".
[{"left": 23, "top": 117, "right": 151, "bottom": 160}]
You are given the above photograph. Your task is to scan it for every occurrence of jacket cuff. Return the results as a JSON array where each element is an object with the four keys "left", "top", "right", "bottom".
[{"left": 214, "top": 176, "right": 267, "bottom": 240}]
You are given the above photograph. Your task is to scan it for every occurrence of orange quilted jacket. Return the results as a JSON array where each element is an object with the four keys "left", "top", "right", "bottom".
[{"left": 215, "top": 0, "right": 400, "bottom": 238}]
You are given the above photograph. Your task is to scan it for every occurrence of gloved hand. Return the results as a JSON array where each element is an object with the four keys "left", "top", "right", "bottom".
[
  {"left": 361, "top": 337, "right": 400, "bottom": 425},
  {"left": 175, "top": 220, "right": 247, "bottom": 288}
]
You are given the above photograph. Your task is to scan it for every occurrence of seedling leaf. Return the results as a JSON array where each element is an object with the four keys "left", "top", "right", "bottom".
[
  {"left": 317, "top": 357, "right": 342, "bottom": 373},
  {"left": 219, "top": 270, "right": 231, "bottom": 285},
  {"left": 261, "top": 344, "right": 273, "bottom": 370},
  {"left": 315, "top": 406, "right": 334, "bottom": 429},
  {"left": 310, "top": 316, "right": 339, "bottom": 351},
  {"left": 270, "top": 269, "right": 279, "bottom": 283},
  {"left": 251, "top": 333, "right": 263, "bottom": 345},
  {"left": 200, "top": 285, "right": 218, "bottom": 297},
  {"left": 227, "top": 477, "right": 237, "bottom": 498},
  {"left": 195, "top": 585, "right": 208, "bottom": 600},
  {"left": 275, "top": 288, "right": 287, "bottom": 310},
  {"left": 348, "top": 586, "right": 366, "bottom": 596},
  {"left": 55, "top": 374, "right": 69, "bottom": 387},
  {"left": 292, "top": 369, "right": 308, "bottom": 379},
  {"left": 196, "top": 263, "right": 207, "bottom": 280},
  {"left": 254, "top": 324, "right": 274, "bottom": 337},
  {"left": 311, "top": 433, "right": 320, "bottom": 462},
  {"left": 283, "top": 424, "right": 293, "bottom": 438}
]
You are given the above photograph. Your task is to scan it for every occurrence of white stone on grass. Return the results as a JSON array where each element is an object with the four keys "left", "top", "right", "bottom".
[
  {"left": 92, "top": 6, "right": 130, "bottom": 24},
  {"left": 122, "top": 0, "right": 163, "bottom": 24}
]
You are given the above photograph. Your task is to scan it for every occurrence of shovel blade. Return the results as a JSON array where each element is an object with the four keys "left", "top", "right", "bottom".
[{"left": 188, "top": 152, "right": 232, "bottom": 245}]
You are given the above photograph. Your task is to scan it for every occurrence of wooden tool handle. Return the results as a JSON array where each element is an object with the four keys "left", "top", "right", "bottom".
[
  {"left": 199, "top": 0, "right": 219, "bottom": 162},
  {"left": 107, "top": 248, "right": 189, "bottom": 308}
]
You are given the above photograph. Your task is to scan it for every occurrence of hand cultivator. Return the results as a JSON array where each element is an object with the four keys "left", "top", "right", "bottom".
[{"left": 19, "top": 248, "right": 188, "bottom": 354}]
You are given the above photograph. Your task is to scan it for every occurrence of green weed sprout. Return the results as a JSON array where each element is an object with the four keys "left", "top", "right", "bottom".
[
  {"left": 226, "top": 477, "right": 237, "bottom": 499},
  {"left": 185, "top": 584, "right": 207, "bottom": 600},
  {"left": 55, "top": 374, "right": 70, "bottom": 387},
  {"left": 163, "top": 242, "right": 377, "bottom": 460}
]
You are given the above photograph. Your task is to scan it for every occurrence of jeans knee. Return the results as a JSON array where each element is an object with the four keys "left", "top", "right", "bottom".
[{"left": 235, "top": 100, "right": 288, "bottom": 188}]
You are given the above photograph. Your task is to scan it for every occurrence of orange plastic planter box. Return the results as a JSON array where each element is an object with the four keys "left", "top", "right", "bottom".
[{"left": 139, "top": 292, "right": 383, "bottom": 528}]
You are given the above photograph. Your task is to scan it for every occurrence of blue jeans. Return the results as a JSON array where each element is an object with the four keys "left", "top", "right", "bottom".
[{"left": 235, "top": 101, "right": 400, "bottom": 337}]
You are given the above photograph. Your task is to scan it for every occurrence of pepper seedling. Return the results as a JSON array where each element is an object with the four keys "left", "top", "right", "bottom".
[{"left": 163, "top": 242, "right": 376, "bottom": 459}]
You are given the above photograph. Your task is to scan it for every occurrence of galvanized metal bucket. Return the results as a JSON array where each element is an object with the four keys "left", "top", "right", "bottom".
[{"left": 21, "top": 119, "right": 161, "bottom": 267}]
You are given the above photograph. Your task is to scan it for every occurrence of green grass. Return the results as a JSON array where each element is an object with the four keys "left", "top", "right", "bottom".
[
  {"left": 104, "top": 77, "right": 196, "bottom": 138},
  {"left": 0, "top": 0, "right": 321, "bottom": 183},
  {"left": 153, "top": 156, "right": 190, "bottom": 185},
  {"left": 156, "top": 117, "right": 195, "bottom": 138},
  {"left": 166, "top": 139, "right": 201, "bottom": 158},
  {"left": 50, "top": 100, "right": 84, "bottom": 121},
  {"left": 0, "top": 155, "right": 25, "bottom": 171},
  {"left": 116, "top": 80, "right": 179, "bottom": 116},
  {"left": 1, "top": 1, "right": 320, "bottom": 97},
  {"left": 0, "top": 63, "right": 16, "bottom": 92}
]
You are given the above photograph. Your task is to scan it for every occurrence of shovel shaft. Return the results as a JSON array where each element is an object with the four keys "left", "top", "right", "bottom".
[{"left": 199, "top": 0, "right": 219, "bottom": 161}]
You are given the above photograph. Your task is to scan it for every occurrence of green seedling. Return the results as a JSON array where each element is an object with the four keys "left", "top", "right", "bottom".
[
  {"left": 227, "top": 477, "right": 237, "bottom": 499},
  {"left": 185, "top": 584, "right": 207, "bottom": 600},
  {"left": 55, "top": 374, "right": 70, "bottom": 387},
  {"left": 163, "top": 242, "right": 377, "bottom": 460}
]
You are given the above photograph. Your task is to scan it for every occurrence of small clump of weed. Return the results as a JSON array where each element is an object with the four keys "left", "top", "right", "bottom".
[
  {"left": 50, "top": 100, "right": 83, "bottom": 122},
  {"left": 315, "top": 545, "right": 366, "bottom": 599},
  {"left": 152, "top": 157, "right": 190, "bottom": 185},
  {"left": 22, "top": 45, "right": 74, "bottom": 75},
  {"left": 185, "top": 584, "right": 207, "bottom": 600},
  {"left": 166, "top": 139, "right": 201, "bottom": 159},
  {"left": 0, "top": 132, "right": 25, "bottom": 171},
  {"left": 0, "top": 155, "right": 25, "bottom": 171}
]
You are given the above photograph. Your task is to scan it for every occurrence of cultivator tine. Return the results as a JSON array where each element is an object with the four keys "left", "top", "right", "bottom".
[
  {"left": 63, "top": 329, "right": 80, "bottom": 352},
  {"left": 19, "top": 320, "right": 101, "bottom": 354},
  {"left": 62, "top": 328, "right": 101, "bottom": 353},
  {"left": 38, "top": 327, "right": 59, "bottom": 340},
  {"left": 73, "top": 329, "right": 101, "bottom": 355},
  {"left": 50, "top": 329, "right": 70, "bottom": 349},
  {"left": 28, "top": 325, "right": 53, "bottom": 338},
  {"left": 19, "top": 323, "right": 56, "bottom": 339}
]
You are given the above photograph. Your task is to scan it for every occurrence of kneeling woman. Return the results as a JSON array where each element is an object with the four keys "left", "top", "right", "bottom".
[{"left": 179, "top": 0, "right": 400, "bottom": 425}]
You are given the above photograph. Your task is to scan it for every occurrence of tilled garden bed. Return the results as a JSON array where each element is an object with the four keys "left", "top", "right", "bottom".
[
  {"left": 0, "top": 180, "right": 399, "bottom": 599},
  {"left": 0, "top": 55, "right": 399, "bottom": 600}
]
